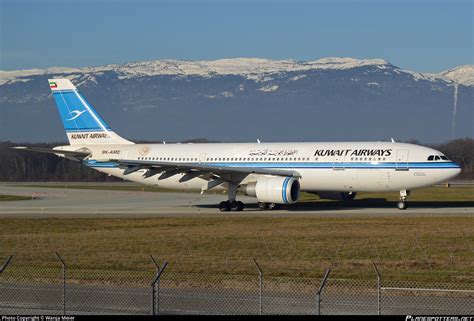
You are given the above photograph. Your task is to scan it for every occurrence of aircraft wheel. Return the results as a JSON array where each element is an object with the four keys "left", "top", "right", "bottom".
[
  {"left": 397, "top": 201, "right": 407, "bottom": 210},
  {"left": 258, "top": 202, "right": 267, "bottom": 210},
  {"left": 236, "top": 201, "right": 244, "bottom": 211},
  {"left": 258, "top": 202, "right": 279, "bottom": 210},
  {"left": 267, "top": 203, "right": 278, "bottom": 210},
  {"left": 230, "top": 201, "right": 244, "bottom": 212},
  {"left": 219, "top": 201, "right": 231, "bottom": 212}
]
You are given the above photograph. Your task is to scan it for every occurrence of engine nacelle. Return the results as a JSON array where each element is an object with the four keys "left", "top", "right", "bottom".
[
  {"left": 243, "top": 177, "right": 300, "bottom": 204},
  {"left": 317, "top": 192, "right": 357, "bottom": 201}
]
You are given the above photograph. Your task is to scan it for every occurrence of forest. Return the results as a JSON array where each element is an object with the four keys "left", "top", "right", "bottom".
[{"left": 0, "top": 138, "right": 473, "bottom": 182}]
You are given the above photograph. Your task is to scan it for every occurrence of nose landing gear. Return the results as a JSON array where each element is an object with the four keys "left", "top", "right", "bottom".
[{"left": 397, "top": 190, "right": 410, "bottom": 210}]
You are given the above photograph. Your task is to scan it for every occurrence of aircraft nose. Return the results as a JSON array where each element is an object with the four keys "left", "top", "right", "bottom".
[{"left": 446, "top": 163, "right": 462, "bottom": 181}]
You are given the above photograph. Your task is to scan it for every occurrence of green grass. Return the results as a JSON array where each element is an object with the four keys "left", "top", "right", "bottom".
[
  {"left": 2, "top": 184, "right": 472, "bottom": 284},
  {"left": 1, "top": 215, "right": 472, "bottom": 284},
  {"left": 0, "top": 194, "right": 32, "bottom": 201}
]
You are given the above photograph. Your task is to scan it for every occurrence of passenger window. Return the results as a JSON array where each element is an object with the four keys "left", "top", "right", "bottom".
[{"left": 427, "top": 155, "right": 434, "bottom": 161}]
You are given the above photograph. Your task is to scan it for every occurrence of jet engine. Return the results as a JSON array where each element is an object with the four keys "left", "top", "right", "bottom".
[
  {"left": 317, "top": 191, "right": 357, "bottom": 201},
  {"left": 243, "top": 177, "right": 300, "bottom": 204}
]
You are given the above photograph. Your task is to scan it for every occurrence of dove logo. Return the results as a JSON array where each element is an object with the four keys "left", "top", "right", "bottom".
[{"left": 66, "top": 110, "right": 88, "bottom": 121}]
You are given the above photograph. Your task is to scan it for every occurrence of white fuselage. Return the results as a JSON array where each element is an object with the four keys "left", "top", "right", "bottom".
[{"left": 71, "top": 141, "right": 460, "bottom": 193}]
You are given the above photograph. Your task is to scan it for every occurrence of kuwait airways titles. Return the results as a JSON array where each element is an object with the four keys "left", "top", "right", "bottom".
[{"left": 314, "top": 149, "right": 393, "bottom": 157}]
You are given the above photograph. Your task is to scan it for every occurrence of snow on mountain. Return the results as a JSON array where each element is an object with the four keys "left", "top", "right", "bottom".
[
  {"left": 1, "top": 57, "right": 472, "bottom": 143},
  {"left": 258, "top": 84, "right": 279, "bottom": 92},
  {"left": 3, "top": 57, "right": 471, "bottom": 87},
  {"left": 0, "top": 57, "right": 396, "bottom": 85},
  {"left": 438, "top": 65, "right": 474, "bottom": 86}
]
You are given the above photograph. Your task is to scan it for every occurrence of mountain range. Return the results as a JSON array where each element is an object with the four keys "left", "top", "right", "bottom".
[{"left": 1, "top": 57, "right": 472, "bottom": 143}]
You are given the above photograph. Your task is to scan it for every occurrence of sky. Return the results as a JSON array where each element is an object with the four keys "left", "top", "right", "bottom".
[{"left": 0, "top": 0, "right": 472, "bottom": 72}]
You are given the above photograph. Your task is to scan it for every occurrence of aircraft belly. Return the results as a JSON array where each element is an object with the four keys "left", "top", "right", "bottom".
[
  {"left": 299, "top": 168, "right": 435, "bottom": 193},
  {"left": 93, "top": 165, "right": 456, "bottom": 195},
  {"left": 299, "top": 169, "right": 360, "bottom": 192}
]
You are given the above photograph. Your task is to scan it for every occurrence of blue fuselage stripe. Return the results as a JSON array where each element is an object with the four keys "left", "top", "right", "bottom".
[{"left": 84, "top": 160, "right": 460, "bottom": 170}]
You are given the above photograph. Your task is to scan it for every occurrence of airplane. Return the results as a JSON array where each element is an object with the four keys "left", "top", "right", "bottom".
[{"left": 14, "top": 79, "right": 461, "bottom": 212}]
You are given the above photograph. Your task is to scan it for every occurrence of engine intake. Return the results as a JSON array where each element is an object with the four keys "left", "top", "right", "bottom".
[{"left": 244, "top": 177, "right": 300, "bottom": 204}]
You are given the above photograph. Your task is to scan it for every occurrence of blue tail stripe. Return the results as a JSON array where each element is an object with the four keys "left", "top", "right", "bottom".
[{"left": 53, "top": 91, "right": 111, "bottom": 132}]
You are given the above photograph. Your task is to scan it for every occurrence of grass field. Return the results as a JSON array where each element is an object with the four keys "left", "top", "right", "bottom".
[
  {"left": 0, "top": 194, "right": 32, "bottom": 201},
  {"left": 1, "top": 184, "right": 473, "bottom": 283},
  {"left": 0, "top": 214, "right": 472, "bottom": 284}
]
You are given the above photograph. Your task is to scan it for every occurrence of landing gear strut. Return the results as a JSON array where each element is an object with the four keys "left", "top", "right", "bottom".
[
  {"left": 397, "top": 190, "right": 410, "bottom": 210},
  {"left": 219, "top": 184, "right": 244, "bottom": 212}
]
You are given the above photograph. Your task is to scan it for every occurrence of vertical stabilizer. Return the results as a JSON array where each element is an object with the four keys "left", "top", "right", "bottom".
[{"left": 48, "top": 79, "right": 133, "bottom": 145}]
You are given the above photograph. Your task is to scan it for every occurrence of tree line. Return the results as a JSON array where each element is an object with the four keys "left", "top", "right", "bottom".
[{"left": 0, "top": 138, "right": 473, "bottom": 182}]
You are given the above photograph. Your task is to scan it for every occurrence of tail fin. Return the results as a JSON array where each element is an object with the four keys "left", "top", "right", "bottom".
[{"left": 48, "top": 79, "right": 133, "bottom": 145}]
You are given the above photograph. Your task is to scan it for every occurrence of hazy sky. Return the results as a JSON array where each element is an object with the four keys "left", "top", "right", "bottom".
[{"left": 1, "top": 0, "right": 472, "bottom": 72}]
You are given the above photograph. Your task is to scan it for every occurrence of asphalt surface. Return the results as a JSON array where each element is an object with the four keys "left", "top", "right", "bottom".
[{"left": 1, "top": 183, "right": 473, "bottom": 218}]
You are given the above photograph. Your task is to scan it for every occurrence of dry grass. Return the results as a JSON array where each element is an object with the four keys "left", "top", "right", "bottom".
[{"left": 0, "top": 215, "right": 472, "bottom": 284}]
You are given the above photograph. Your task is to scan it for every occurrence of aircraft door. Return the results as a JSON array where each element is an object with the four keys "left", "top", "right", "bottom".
[
  {"left": 199, "top": 153, "right": 207, "bottom": 163},
  {"left": 396, "top": 149, "right": 409, "bottom": 170}
]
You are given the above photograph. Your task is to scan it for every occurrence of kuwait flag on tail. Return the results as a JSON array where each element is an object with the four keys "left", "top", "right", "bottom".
[{"left": 49, "top": 81, "right": 58, "bottom": 89}]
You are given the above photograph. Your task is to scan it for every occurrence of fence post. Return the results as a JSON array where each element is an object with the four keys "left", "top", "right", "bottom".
[
  {"left": 150, "top": 257, "right": 168, "bottom": 315},
  {"left": 372, "top": 262, "right": 381, "bottom": 315},
  {"left": 316, "top": 268, "right": 331, "bottom": 315},
  {"left": 0, "top": 255, "right": 13, "bottom": 273},
  {"left": 55, "top": 252, "right": 67, "bottom": 315},
  {"left": 252, "top": 258, "right": 263, "bottom": 315},
  {"left": 150, "top": 255, "right": 159, "bottom": 315}
]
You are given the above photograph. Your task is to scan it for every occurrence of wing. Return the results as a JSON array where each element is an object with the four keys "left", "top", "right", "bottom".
[{"left": 113, "top": 159, "right": 301, "bottom": 191}]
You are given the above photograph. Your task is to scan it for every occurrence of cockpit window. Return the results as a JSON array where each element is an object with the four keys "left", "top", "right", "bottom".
[
  {"left": 435, "top": 156, "right": 441, "bottom": 160},
  {"left": 427, "top": 155, "right": 434, "bottom": 161},
  {"left": 440, "top": 156, "right": 448, "bottom": 160}
]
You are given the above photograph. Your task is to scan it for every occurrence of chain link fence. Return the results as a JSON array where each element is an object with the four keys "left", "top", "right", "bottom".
[{"left": 0, "top": 255, "right": 472, "bottom": 315}]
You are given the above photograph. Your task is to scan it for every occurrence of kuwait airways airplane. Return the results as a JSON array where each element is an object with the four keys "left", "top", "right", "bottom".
[{"left": 16, "top": 79, "right": 461, "bottom": 211}]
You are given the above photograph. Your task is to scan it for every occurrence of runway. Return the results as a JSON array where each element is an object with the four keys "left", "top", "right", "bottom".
[{"left": 1, "top": 183, "right": 473, "bottom": 218}]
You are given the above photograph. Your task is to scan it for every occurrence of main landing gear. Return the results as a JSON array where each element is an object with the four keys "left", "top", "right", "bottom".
[
  {"left": 219, "top": 200, "right": 244, "bottom": 212},
  {"left": 397, "top": 189, "right": 410, "bottom": 210},
  {"left": 257, "top": 202, "right": 279, "bottom": 210},
  {"left": 219, "top": 184, "right": 244, "bottom": 212}
]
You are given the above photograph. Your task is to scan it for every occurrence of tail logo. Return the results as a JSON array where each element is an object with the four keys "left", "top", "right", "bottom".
[
  {"left": 139, "top": 146, "right": 151, "bottom": 156},
  {"left": 66, "top": 109, "right": 88, "bottom": 121}
]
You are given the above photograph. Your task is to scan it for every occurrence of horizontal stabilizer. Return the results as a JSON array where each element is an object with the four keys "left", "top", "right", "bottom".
[{"left": 12, "top": 146, "right": 91, "bottom": 159}]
